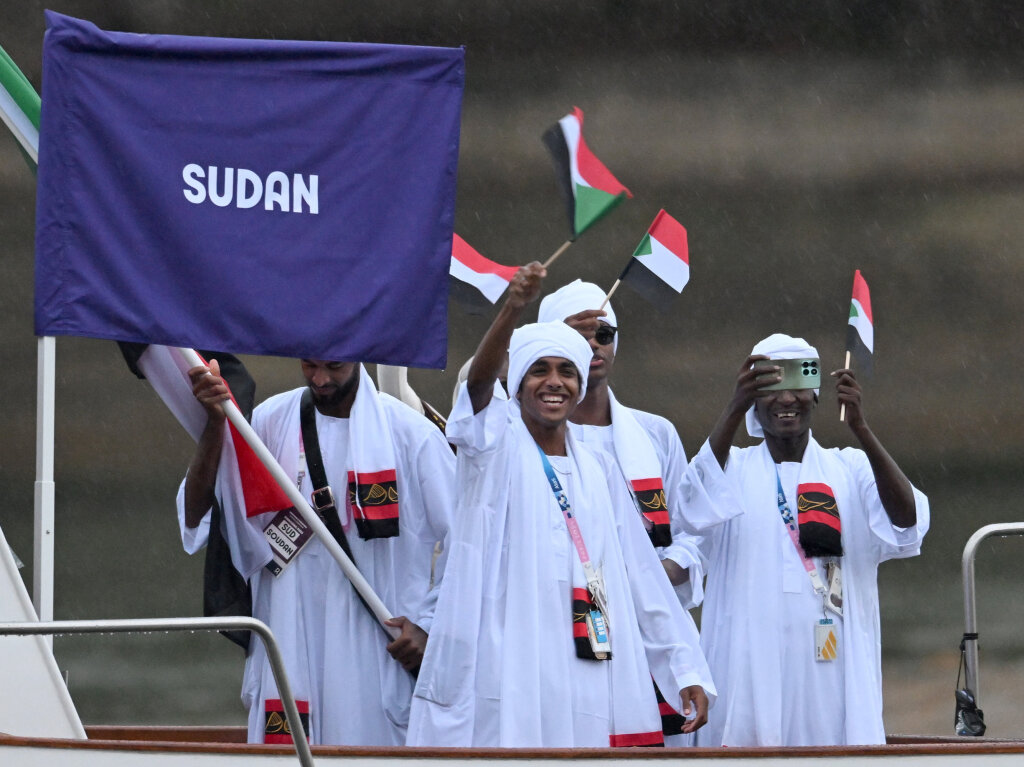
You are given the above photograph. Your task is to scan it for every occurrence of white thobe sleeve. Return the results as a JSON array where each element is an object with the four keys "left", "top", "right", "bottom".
[
  {"left": 840, "top": 447, "right": 930, "bottom": 561},
  {"left": 176, "top": 477, "right": 211, "bottom": 554},
  {"left": 675, "top": 439, "right": 746, "bottom": 534},
  {"left": 653, "top": 424, "right": 708, "bottom": 609},
  {"left": 445, "top": 381, "right": 511, "bottom": 455},
  {"left": 609, "top": 464, "right": 717, "bottom": 705},
  {"left": 405, "top": 427, "right": 456, "bottom": 633}
]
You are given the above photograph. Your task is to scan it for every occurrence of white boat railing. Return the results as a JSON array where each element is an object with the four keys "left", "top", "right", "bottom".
[
  {"left": 961, "top": 522, "right": 1024, "bottom": 705},
  {"left": 0, "top": 615, "right": 313, "bottom": 767}
]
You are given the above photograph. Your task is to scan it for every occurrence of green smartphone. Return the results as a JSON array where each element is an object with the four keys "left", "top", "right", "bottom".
[{"left": 754, "top": 358, "right": 820, "bottom": 391}]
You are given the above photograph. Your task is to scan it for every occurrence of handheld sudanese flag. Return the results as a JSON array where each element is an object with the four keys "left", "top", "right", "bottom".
[
  {"left": 619, "top": 209, "right": 690, "bottom": 308},
  {"left": 0, "top": 41, "right": 40, "bottom": 168},
  {"left": 845, "top": 269, "right": 873, "bottom": 375},
  {"left": 34, "top": 12, "right": 464, "bottom": 369},
  {"left": 543, "top": 106, "right": 632, "bottom": 240},
  {"left": 449, "top": 233, "right": 519, "bottom": 313},
  {"left": 134, "top": 345, "right": 293, "bottom": 579}
]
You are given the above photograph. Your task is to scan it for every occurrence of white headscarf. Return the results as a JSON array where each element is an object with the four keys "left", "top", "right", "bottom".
[
  {"left": 507, "top": 321, "right": 593, "bottom": 409},
  {"left": 746, "top": 333, "right": 820, "bottom": 438},
  {"left": 538, "top": 279, "right": 618, "bottom": 352}
]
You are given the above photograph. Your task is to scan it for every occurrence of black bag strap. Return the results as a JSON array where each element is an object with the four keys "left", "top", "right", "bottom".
[
  {"left": 299, "top": 389, "right": 391, "bottom": 640},
  {"left": 300, "top": 389, "right": 356, "bottom": 560}
]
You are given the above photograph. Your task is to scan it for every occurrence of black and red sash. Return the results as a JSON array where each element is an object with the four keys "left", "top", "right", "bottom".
[
  {"left": 264, "top": 698, "right": 309, "bottom": 744},
  {"left": 348, "top": 469, "right": 400, "bottom": 539},
  {"left": 797, "top": 481, "right": 842, "bottom": 557},
  {"left": 630, "top": 478, "right": 672, "bottom": 548}
]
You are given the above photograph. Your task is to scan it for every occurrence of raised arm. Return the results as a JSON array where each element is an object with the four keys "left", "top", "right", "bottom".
[
  {"left": 707, "top": 354, "right": 780, "bottom": 467},
  {"left": 833, "top": 368, "right": 916, "bottom": 528},
  {"left": 183, "top": 359, "right": 231, "bottom": 528},
  {"left": 466, "top": 261, "right": 546, "bottom": 414}
]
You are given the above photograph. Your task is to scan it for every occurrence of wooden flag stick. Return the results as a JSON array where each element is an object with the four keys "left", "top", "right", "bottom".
[
  {"left": 600, "top": 279, "right": 621, "bottom": 310},
  {"left": 542, "top": 240, "right": 572, "bottom": 269},
  {"left": 839, "top": 350, "right": 851, "bottom": 422}
]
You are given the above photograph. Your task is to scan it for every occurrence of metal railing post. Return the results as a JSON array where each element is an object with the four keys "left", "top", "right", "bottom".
[
  {"left": 961, "top": 522, "right": 1024, "bottom": 705},
  {"left": 0, "top": 616, "right": 313, "bottom": 767}
]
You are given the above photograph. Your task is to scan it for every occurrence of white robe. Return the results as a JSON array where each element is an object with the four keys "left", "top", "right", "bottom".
[
  {"left": 177, "top": 386, "right": 454, "bottom": 745},
  {"left": 684, "top": 437, "right": 929, "bottom": 747},
  {"left": 568, "top": 398, "right": 707, "bottom": 610},
  {"left": 408, "top": 386, "right": 714, "bottom": 747}
]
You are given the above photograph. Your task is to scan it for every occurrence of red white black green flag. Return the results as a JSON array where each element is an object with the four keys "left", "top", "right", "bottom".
[
  {"left": 845, "top": 269, "right": 873, "bottom": 374},
  {"left": 620, "top": 209, "right": 690, "bottom": 307},
  {"left": 449, "top": 233, "right": 519, "bottom": 312},
  {"left": 542, "top": 106, "right": 632, "bottom": 240}
]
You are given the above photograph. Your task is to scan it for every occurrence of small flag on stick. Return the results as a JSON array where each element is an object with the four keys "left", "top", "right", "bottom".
[
  {"left": 449, "top": 234, "right": 520, "bottom": 313},
  {"left": 543, "top": 106, "right": 632, "bottom": 248},
  {"left": 845, "top": 269, "right": 873, "bottom": 376},
  {"left": 840, "top": 269, "right": 873, "bottom": 422},
  {"left": 615, "top": 209, "right": 690, "bottom": 308},
  {"left": 0, "top": 42, "right": 41, "bottom": 168}
]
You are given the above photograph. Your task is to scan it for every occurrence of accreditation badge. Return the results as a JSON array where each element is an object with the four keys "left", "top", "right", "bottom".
[
  {"left": 263, "top": 508, "right": 313, "bottom": 576},
  {"left": 586, "top": 604, "right": 612, "bottom": 659},
  {"left": 825, "top": 560, "right": 844, "bottom": 617},
  {"left": 815, "top": 618, "right": 839, "bottom": 662}
]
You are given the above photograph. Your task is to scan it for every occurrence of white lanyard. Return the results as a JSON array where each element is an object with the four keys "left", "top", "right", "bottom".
[
  {"left": 537, "top": 446, "right": 608, "bottom": 614},
  {"left": 774, "top": 468, "right": 827, "bottom": 596}
]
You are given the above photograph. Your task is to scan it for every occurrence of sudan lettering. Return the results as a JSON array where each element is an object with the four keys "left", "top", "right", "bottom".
[{"left": 182, "top": 164, "right": 319, "bottom": 214}]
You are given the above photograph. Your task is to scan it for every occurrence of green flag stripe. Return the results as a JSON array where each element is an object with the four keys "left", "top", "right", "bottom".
[
  {"left": 574, "top": 184, "right": 624, "bottom": 236},
  {"left": 0, "top": 44, "right": 40, "bottom": 129},
  {"left": 632, "top": 233, "right": 653, "bottom": 258}
]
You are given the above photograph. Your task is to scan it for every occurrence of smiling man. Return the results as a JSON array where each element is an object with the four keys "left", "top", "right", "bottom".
[
  {"left": 408, "top": 262, "right": 714, "bottom": 748},
  {"left": 178, "top": 357, "right": 453, "bottom": 746},
  {"left": 681, "top": 333, "right": 929, "bottom": 747},
  {"left": 538, "top": 280, "right": 712, "bottom": 744}
]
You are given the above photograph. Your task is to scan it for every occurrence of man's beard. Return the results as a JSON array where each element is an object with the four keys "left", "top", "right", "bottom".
[{"left": 308, "top": 371, "right": 358, "bottom": 411}]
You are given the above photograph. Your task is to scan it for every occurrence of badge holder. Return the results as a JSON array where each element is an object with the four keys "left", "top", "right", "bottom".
[{"left": 264, "top": 507, "right": 314, "bottom": 576}]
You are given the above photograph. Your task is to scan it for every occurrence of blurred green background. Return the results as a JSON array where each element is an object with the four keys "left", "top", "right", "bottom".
[{"left": 0, "top": 0, "right": 1022, "bottom": 737}]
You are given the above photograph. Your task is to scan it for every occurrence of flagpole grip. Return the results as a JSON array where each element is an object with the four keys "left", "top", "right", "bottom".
[
  {"left": 600, "top": 279, "right": 621, "bottom": 311},
  {"left": 542, "top": 240, "right": 572, "bottom": 269},
  {"left": 177, "top": 348, "right": 400, "bottom": 639},
  {"left": 839, "top": 350, "right": 851, "bottom": 423}
]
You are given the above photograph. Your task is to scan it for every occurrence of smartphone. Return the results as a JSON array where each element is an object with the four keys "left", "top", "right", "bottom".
[{"left": 753, "top": 358, "right": 820, "bottom": 391}]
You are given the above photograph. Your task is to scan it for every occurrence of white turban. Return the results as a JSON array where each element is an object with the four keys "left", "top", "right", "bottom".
[
  {"left": 538, "top": 279, "right": 618, "bottom": 352},
  {"left": 507, "top": 321, "right": 593, "bottom": 409},
  {"left": 746, "top": 333, "right": 820, "bottom": 438}
]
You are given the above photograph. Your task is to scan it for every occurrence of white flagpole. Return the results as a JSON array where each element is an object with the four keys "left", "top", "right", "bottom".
[
  {"left": 33, "top": 337, "right": 56, "bottom": 642},
  {"left": 178, "top": 349, "right": 399, "bottom": 639},
  {"left": 8, "top": 74, "right": 55, "bottom": 633}
]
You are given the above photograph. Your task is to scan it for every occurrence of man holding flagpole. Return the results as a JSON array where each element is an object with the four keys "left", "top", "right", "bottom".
[
  {"left": 681, "top": 333, "right": 929, "bottom": 747},
  {"left": 179, "top": 358, "right": 454, "bottom": 746}
]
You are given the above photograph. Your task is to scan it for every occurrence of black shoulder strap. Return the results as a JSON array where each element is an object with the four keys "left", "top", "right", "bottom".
[
  {"left": 299, "top": 389, "right": 397, "bottom": 643},
  {"left": 299, "top": 388, "right": 357, "bottom": 565}
]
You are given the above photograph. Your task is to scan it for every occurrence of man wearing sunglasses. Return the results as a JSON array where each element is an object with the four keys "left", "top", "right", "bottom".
[{"left": 538, "top": 280, "right": 710, "bottom": 744}]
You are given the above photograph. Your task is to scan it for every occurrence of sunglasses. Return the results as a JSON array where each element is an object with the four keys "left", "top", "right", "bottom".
[{"left": 594, "top": 324, "right": 617, "bottom": 346}]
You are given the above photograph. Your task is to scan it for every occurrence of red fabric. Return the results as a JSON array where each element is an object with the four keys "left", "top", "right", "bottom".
[
  {"left": 571, "top": 106, "right": 632, "bottom": 198},
  {"left": 452, "top": 234, "right": 519, "bottom": 280},
  {"left": 647, "top": 209, "right": 689, "bottom": 265},
  {"left": 609, "top": 730, "right": 664, "bottom": 747},
  {"left": 630, "top": 477, "right": 663, "bottom": 492},
  {"left": 192, "top": 353, "right": 290, "bottom": 519},
  {"left": 799, "top": 508, "right": 842, "bottom": 532}
]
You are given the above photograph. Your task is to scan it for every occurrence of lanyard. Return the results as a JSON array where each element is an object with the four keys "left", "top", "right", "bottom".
[
  {"left": 537, "top": 445, "right": 608, "bottom": 613},
  {"left": 774, "top": 468, "right": 827, "bottom": 596}
]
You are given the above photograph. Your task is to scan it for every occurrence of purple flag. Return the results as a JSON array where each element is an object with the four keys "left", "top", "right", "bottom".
[{"left": 35, "top": 13, "right": 463, "bottom": 368}]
